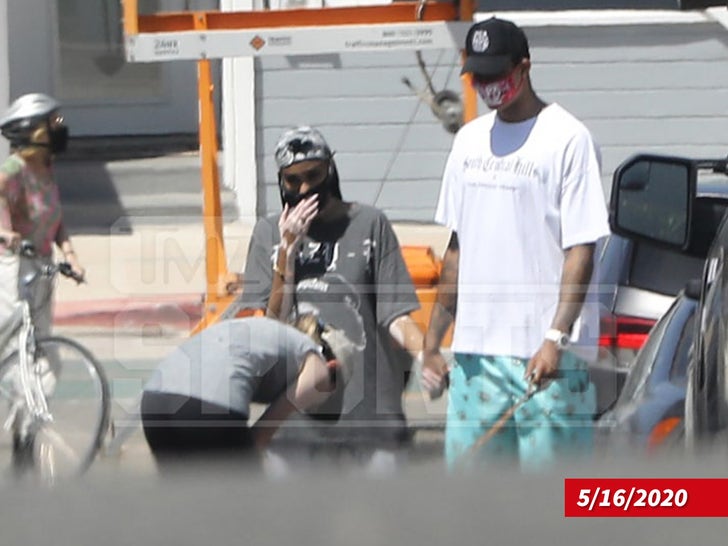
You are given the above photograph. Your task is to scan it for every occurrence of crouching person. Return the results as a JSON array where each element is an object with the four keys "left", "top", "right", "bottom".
[{"left": 140, "top": 315, "right": 354, "bottom": 472}]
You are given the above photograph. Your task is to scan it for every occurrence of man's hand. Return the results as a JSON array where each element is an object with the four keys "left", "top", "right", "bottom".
[
  {"left": 421, "top": 350, "right": 449, "bottom": 400},
  {"left": 278, "top": 195, "right": 318, "bottom": 250},
  {"left": 524, "top": 341, "right": 560, "bottom": 386}
]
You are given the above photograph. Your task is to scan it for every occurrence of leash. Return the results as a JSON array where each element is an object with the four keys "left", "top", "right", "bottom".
[{"left": 459, "top": 379, "right": 542, "bottom": 464}]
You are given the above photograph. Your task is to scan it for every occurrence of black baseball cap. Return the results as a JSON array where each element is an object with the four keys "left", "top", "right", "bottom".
[{"left": 462, "top": 17, "right": 530, "bottom": 78}]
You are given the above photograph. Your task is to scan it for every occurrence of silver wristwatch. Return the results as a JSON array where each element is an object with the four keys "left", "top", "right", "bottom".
[{"left": 545, "top": 328, "right": 570, "bottom": 350}]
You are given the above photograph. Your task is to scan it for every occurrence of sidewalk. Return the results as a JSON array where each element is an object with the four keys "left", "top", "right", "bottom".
[{"left": 53, "top": 220, "right": 252, "bottom": 329}]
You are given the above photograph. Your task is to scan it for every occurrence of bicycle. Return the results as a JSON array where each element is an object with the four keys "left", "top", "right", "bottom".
[{"left": 0, "top": 240, "right": 110, "bottom": 484}]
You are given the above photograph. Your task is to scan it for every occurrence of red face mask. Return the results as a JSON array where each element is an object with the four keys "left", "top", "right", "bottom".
[{"left": 473, "top": 69, "right": 523, "bottom": 110}]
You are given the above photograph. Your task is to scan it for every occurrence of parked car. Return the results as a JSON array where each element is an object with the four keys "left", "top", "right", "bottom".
[
  {"left": 608, "top": 153, "right": 728, "bottom": 448},
  {"left": 593, "top": 182, "right": 728, "bottom": 417},
  {"left": 597, "top": 279, "right": 700, "bottom": 452}
]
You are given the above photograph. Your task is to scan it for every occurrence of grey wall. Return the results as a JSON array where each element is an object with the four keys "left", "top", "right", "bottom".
[
  {"left": 255, "top": 48, "right": 463, "bottom": 222},
  {"left": 256, "top": 21, "right": 728, "bottom": 222}
]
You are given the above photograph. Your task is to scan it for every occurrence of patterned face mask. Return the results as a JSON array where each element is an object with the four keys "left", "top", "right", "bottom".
[{"left": 473, "top": 69, "right": 522, "bottom": 110}]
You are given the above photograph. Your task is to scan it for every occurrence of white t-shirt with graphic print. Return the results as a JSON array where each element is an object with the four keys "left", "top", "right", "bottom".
[{"left": 435, "top": 103, "right": 609, "bottom": 361}]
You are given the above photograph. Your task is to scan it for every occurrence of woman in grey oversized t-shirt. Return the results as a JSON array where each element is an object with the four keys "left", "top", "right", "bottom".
[{"left": 141, "top": 316, "right": 351, "bottom": 466}]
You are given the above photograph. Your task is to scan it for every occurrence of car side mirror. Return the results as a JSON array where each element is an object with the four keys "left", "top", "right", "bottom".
[{"left": 610, "top": 154, "right": 696, "bottom": 250}]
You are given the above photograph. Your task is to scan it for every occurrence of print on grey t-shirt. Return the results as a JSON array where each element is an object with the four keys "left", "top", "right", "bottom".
[{"left": 239, "top": 204, "right": 420, "bottom": 444}]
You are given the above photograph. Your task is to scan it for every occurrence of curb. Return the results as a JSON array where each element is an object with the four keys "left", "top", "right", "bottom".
[{"left": 54, "top": 294, "right": 203, "bottom": 330}]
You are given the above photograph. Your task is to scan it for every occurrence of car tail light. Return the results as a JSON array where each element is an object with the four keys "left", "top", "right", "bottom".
[
  {"left": 647, "top": 417, "right": 682, "bottom": 451},
  {"left": 599, "top": 315, "right": 656, "bottom": 351}
]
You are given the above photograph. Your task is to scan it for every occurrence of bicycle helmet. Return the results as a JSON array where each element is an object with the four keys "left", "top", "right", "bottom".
[{"left": 0, "top": 93, "right": 61, "bottom": 146}]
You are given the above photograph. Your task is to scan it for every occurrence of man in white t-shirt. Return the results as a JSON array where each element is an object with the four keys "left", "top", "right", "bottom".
[{"left": 422, "top": 17, "right": 610, "bottom": 470}]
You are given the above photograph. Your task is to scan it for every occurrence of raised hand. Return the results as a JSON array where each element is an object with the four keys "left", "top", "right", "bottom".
[{"left": 278, "top": 194, "right": 319, "bottom": 250}]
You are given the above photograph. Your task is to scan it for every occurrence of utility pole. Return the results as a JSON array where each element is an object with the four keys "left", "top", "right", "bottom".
[{"left": 0, "top": 0, "right": 9, "bottom": 159}]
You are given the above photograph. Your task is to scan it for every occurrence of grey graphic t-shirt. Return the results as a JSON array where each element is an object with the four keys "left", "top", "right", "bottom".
[
  {"left": 143, "top": 317, "right": 320, "bottom": 418},
  {"left": 239, "top": 203, "right": 420, "bottom": 445}
]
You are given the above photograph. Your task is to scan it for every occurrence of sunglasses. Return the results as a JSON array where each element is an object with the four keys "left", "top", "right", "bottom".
[{"left": 47, "top": 112, "right": 65, "bottom": 128}]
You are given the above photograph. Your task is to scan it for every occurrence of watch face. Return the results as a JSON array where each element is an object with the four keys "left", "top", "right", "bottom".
[{"left": 546, "top": 329, "right": 569, "bottom": 348}]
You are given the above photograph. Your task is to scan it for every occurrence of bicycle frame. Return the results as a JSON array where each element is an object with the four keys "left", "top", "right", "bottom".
[
  {"left": 0, "top": 244, "right": 108, "bottom": 482},
  {"left": 0, "top": 261, "right": 56, "bottom": 437}
]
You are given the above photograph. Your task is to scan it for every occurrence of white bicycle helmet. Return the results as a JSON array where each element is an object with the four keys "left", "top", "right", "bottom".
[{"left": 0, "top": 93, "right": 61, "bottom": 145}]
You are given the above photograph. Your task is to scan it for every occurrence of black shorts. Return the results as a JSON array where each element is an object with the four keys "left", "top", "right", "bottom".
[{"left": 141, "top": 391, "right": 255, "bottom": 466}]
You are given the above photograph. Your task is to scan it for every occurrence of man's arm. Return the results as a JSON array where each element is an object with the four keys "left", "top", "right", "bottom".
[
  {"left": 265, "top": 196, "right": 319, "bottom": 320},
  {"left": 421, "top": 231, "right": 459, "bottom": 398},
  {"left": 525, "top": 243, "right": 596, "bottom": 385},
  {"left": 266, "top": 243, "right": 296, "bottom": 319},
  {"left": 389, "top": 314, "right": 424, "bottom": 359}
]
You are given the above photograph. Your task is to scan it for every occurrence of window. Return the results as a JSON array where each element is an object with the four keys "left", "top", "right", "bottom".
[
  {"left": 54, "top": 0, "right": 162, "bottom": 102},
  {"left": 629, "top": 198, "right": 728, "bottom": 296}
]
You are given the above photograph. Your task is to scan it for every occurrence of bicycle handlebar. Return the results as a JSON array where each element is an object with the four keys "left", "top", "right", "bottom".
[
  {"left": 1, "top": 237, "right": 84, "bottom": 284},
  {"left": 55, "top": 261, "right": 85, "bottom": 284}
]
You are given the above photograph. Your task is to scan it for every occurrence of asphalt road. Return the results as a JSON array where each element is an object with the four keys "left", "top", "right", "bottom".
[{"left": 5, "top": 452, "right": 728, "bottom": 546}]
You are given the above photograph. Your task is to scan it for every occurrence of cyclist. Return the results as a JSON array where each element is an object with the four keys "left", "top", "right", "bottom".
[
  {"left": 0, "top": 93, "right": 85, "bottom": 358},
  {"left": 140, "top": 315, "right": 357, "bottom": 471}
]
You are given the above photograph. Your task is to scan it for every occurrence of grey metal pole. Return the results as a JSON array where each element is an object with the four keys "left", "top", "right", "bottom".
[{"left": 0, "top": 0, "right": 9, "bottom": 159}]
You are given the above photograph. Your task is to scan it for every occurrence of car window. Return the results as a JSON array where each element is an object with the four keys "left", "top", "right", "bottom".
[
  {"left": 686, "top": 198, "right": 728, "bottom": 257},
  {"left": 598, "top": 235, "right": 630, "bottom": 286},
  {"left": 629, "top": 243, "right": 703, "bottom": 295},
  {"left": 628, "top": 198, "right": 728, "bottom": 296}
]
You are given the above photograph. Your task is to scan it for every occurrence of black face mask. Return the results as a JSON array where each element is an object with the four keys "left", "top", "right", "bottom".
[
  {"left": 48, "top": 125, "right": 69, "bottom": 154},
  {"left": 281, "top": 178, "right": 330, "bottom": 211}
]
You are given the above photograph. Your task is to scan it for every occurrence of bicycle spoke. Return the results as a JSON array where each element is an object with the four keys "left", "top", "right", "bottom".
[
  {"left": 37, "top": 440, "right": 57, "bottom": 486},
  {"left": 36, "top": 427, "right": 81, "bottom": 464},
  {"left": 0, "top": 336, "right": 109, "bottom": 483}
]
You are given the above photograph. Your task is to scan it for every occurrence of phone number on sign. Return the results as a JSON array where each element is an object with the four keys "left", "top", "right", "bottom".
[{"left": 565, "top": 478, "right": 728, "bottom": 517}]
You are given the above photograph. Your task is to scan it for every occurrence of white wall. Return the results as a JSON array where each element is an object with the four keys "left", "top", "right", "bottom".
[{"left": 221, "top": 0, "right": 257, "bottom": 225}]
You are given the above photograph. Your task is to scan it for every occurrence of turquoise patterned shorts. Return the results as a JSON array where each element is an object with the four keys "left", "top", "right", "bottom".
[{"left": 445, "top": 352, "right": 596, "bottom": 471}]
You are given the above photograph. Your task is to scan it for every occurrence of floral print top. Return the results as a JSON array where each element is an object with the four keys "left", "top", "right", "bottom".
[{"left": 0, "top": 155, "right": 62, "bottom": 257}]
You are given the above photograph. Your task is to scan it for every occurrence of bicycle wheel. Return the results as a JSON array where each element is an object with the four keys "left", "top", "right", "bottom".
[{"left": 0, "top": 336, "right": 110, "bottom": 483}]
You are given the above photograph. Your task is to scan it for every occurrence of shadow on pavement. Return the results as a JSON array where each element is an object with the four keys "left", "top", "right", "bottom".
[{"left": 56, "top": 160, "right": 131, "bottom": 235}]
